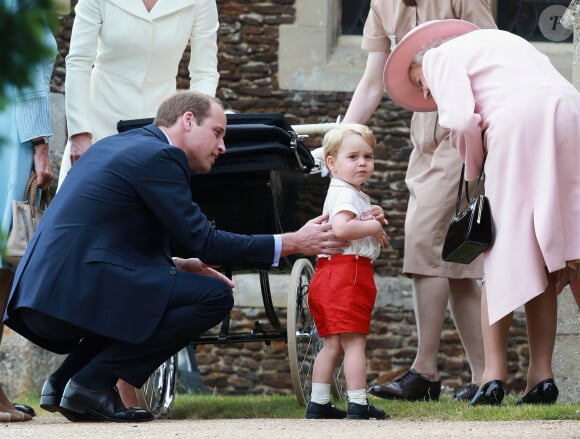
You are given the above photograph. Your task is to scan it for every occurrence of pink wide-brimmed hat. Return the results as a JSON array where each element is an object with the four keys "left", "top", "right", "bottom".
[{"left": 383, "top": 19, "right": 479, "bottom": 112}]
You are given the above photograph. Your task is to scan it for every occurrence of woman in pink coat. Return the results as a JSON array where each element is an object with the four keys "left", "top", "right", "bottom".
[{"left": 384, "top": 19, "right": 580, "bottom": 406}]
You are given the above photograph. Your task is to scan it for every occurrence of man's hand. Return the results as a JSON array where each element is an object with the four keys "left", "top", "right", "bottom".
[
  {"left": 281, "top": 213, "right": 348, "bottom": 256},
  {"left": 173, "top": 257, "right": 235, "bottom": 288},
  {"left": 70, "top": 133, "right": 93, "bottom": 165}
]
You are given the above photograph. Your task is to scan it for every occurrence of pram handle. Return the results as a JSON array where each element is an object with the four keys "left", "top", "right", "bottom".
[{"left": 291, "top": 122, "right": 338, "bottom": 136}]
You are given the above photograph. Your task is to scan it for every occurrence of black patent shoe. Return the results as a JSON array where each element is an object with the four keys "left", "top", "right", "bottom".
[
  {"left": 347, "top": 401, "right": 386, "bottom": 420},
  {"left": 60, "top": 379, "right": 154, "bottom": 422},
  {"left": 515, "top": 378, "right": 559, "bottom": 405},
  {"left": 469, "top": 380, "right": 505, "bottom": 406},
  {"left": 12, "top": 403, "right": 36, "bottom": 417},
  {"left": 452, "top": 383, "right": 479, "bottom": 402},
  {"left": 40, "top": 375, "right": 84, "bottom": 422},
  {"left": 368, "top": 369, "right": 441, "bottom": 401},
  {"left": 306, "top": 401, "right": 346, "bottom": 419}
]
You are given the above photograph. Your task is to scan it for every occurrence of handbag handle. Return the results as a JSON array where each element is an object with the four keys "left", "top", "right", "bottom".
[
  {"left": 23, "top": 171, "right": 51, "bottom": 220},
  {"left": 454, "top": 156, "right": 487, "bottom": 214}
]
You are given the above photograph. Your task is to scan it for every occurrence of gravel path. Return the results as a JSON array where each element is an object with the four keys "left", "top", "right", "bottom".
[{"left": 3, "top": 416, "right": 580, "bottom": 438}]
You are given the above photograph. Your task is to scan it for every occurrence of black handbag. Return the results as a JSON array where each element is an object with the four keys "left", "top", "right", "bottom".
[{"left": 442, "top": 160, "right": 493, "bottom": 264}]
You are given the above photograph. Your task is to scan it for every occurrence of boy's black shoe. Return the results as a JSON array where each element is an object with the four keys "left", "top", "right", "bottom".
[
  {"left": 347, "top": 401, "right": 386, "bottom": 420},
  {"left": 305, "top": 401, "right": 347, "bottom": 419}
]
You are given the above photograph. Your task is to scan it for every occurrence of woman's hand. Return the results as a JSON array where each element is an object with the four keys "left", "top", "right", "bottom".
[
  {"left": 70, "top": 132, "right": 93, "bottom": 165},
  {"left": 33, "top": 142, "right": 53, "bottom": 190},
  {"left": 173, "top": 257, "right": 235, "bottom": 288}
]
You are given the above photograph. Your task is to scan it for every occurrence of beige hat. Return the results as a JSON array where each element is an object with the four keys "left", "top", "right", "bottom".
[{"left": 383, "top": 19, "right": 479, "bottom": 112}]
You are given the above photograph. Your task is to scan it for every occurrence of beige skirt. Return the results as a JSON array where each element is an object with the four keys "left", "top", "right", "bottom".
[{"left": 402, "top": 112, "right": 483, "bottom": 279}]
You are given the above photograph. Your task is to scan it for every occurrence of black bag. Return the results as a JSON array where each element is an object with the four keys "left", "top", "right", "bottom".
[{"left": 442, "top": 161, "right": 493, "bottom": 264}]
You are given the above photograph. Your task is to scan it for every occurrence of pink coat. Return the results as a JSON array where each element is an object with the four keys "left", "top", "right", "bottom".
[{"left": 423, "top": 29, "right": 580, "bottom": 323}]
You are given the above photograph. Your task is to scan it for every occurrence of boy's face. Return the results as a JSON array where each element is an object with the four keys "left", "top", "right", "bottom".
[{"left": 326, "top": 134, "right": 374, "bottom": 190}]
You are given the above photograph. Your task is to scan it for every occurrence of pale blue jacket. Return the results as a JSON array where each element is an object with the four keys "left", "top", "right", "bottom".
[{"left": 0, "top": 0, "right": 56, "bottom": 267}]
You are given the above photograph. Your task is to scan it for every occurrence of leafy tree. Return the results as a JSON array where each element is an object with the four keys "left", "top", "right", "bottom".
[{"left": 0, "top": 0, "right": 57, "bottom": 108}]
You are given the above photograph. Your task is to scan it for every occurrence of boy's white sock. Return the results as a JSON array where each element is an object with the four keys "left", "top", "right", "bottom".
[
  {"left": 347, "top": 388, "right": 368, "bottom": 405},
  {"left": 310, "top": 382, "right": 331, "bottom": 405}
]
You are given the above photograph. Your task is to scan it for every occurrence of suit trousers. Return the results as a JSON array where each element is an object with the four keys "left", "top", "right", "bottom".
[{"left": 19, "top": 271, "right": 234, "bottom": 388}]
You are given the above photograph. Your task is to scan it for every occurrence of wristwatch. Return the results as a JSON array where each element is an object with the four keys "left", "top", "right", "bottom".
[{"left": 31, "top": 136, "right": 49, "bottom": 146}]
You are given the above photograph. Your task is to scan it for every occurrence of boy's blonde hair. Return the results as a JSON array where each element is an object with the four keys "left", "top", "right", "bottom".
[{"left": 323, "top": 123, "right": 376, "bottom": 160}]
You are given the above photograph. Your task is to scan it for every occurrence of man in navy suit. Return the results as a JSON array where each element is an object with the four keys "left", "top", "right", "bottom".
[{"left": 3, "top": 91, "right": 347, "bottom": 422}]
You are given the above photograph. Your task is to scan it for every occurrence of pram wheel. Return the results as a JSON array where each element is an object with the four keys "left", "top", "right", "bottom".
[
  {"left": 286, "top": 258, "right": 319, "bottom": 406},
  {"left": 136, "top": 354, "right": 178, "bottom": 418}
]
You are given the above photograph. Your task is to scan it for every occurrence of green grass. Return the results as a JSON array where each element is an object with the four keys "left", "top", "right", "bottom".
[
  {"left": 168, "top": 393, "right": 580, "bottom": 421},
  {"left": 20, "top": 393, "right": 580, "bottom": 421}
]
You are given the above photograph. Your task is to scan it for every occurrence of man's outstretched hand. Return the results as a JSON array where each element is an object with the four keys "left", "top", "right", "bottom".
[{"left": 281, "top": 213, "right": 348, "bottom": 257}]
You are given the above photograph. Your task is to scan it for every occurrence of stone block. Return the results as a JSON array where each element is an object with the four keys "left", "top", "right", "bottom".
[
  {"left": 0, "top": 326, "right": 65, "bottom": 399},
  {"left": 553, "top": 286, "right": 580, "bottom": 403}
]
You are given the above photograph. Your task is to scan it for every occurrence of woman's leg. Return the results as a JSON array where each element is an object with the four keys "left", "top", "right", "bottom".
[
  {"left": 116, "top": 380, "right": 139, "bottom": 408},
  {"left": 480, "top": 282, "right": 511, "bottom": 384},
  {"left": 410, "top": 275, "right": 449, "bottom": 380},
  {"left": 0, "top": 269, "right": 13, "bottom": 345},
  {"left": 448, "top": 278, "right": 485, "bottom": 385},
  {"left": 0, "top": 269, "right": 31, "bottom": 421},
  {"left": 522, "top": 285, "right": 557, "bottom": 393}
]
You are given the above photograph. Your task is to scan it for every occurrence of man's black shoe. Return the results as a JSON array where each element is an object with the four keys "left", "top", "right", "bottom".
[
  {"left": 347, "top": 401, "right": 386, "bottom": 420},
  {"left": 368, "top": 369, "right": 441, "bottom": 401},
  {"left": 60, "top": 379, "right": 154, "bottom": 422},
  {"left": 305, "top": 401, "right": 346, "bottom": 419},
  {"left": 40, "top": 375, "right": 84, "bottom": 422}
]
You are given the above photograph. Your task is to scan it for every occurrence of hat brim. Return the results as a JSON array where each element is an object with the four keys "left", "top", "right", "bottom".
[{"left": 383, "top": 19, "right": 479, "bottom": 112}]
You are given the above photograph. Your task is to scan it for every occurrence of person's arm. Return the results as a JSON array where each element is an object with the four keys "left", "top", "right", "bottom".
[
  {"left": 343, "top": 51, "right": 389, "bottom": 124},
  {"left": 331, "top": 210, "right": 388, "bottom": 247},
  {"left": 14, "top": 23, "right": 56, "bottom": 189},
  {"left": 65, "top": 0, "right": 102, "bottom": 160},
  {"left": 31, "top": 142, "right": 52, "bottom": 189},
  {"left": 188, "top": 0, "right": 220, "bottom": 96},
  {"left": 422, "top": 50, "right": 484, "bottom": 181},
  {"left": 279, "top": 213, "right": 348, "bottom": 257}
]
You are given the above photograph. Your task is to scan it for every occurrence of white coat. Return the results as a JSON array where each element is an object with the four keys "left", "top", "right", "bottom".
[{"left": 60, "top": 0, "right": 219, "bottom": 185}]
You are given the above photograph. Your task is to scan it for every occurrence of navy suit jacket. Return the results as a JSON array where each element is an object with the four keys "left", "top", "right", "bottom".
[{"left": 4, "top": 125, "right": 274, "bottom": 353}]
